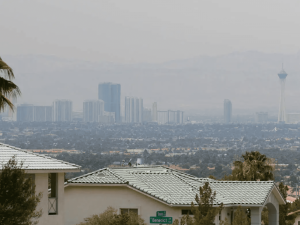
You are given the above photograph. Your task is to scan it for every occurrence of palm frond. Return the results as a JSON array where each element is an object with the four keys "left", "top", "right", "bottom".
[
  {"left": 0, "top": 56, "right": 15, "bottom": 80},
  {"left": 0, "top": 77, "right": 21, "bottom": 97},
  {"left": 0, "top": 94, "right": 14, "bottom": 112}
]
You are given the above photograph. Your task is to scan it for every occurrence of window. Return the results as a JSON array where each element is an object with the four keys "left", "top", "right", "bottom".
[
  {"left": 182, "top": 210, "right": 193, "bottom": 215},
  {"left": 48, "top": 173, "right": 58, "bottom": 215},
  {"left": 120, "top": 208, "right": 138, "bottom": 215},
  {"left": 24, "top": 174, "right": 35, "bottom": 194}
]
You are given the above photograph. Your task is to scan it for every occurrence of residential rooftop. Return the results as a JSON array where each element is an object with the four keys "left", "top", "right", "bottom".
[
  {"left": 0, "top": 143, "right": 81, "bottom": 173},
  {"left": 67, "top": 166, "right": 283, "bottom": 206}
]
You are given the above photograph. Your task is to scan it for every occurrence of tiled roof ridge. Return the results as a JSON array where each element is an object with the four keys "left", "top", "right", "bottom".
[
  {"left": 106, "top": 168, "right": 128, "bottom": 183},
  {"left": 0, "top": 142, "right": 81, "bottom": 169},
  {"left": 208, "top": 180, "right": 274, "bottom": 183},
  {"left": 172, "top": 172, "right": 202, "bottom": 190},
  {"left": 68, "top": 168, "right": 108, "bottom": 182}
]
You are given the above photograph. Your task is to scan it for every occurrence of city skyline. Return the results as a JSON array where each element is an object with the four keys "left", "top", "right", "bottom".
[{"left": 4, "top": 52, "right": 300, "bottom": 116}]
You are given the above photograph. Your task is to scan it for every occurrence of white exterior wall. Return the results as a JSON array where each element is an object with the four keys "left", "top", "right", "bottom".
[
  {"left": 34, "top": 173, "right": 65, "bottom": 225},
  {"left": 64, "top": 185, "right": 281, "bottom": 225},
  {"left": 64, "top": 185, "right": 249, "bottom": 225},
  {"left": 64, "top": 185, "right": 184, "bottom": 225}
]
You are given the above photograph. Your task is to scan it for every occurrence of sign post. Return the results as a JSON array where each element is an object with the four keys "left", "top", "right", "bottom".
[
  {"left": 150, "top": 211, "right": 172, "bottom": 224},
  {"left": 156, "top": 211, "right": 166, "bottom": 217}
]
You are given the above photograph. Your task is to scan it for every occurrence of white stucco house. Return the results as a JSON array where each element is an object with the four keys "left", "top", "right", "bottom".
[
  {"left": 64, "top": 166, "right": 285, "bottom": 225},
  {"left": 289, "top": 210, "right": 300, "bottom": 225},
  {"left": 0, "top": 143, "right": 81, "bottom": 225}
]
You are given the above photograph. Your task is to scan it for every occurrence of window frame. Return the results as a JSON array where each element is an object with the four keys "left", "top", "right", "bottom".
[
  {"left": 120, "top": 208, "right": 138, "bottom": 215},
  {"left": 181, "top": 209, "right": 193, "bottom": 215}
]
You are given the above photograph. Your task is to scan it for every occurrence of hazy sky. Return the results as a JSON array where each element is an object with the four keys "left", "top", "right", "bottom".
[{"left": 1, "top": 0, "right": 300, "bottom": 63}]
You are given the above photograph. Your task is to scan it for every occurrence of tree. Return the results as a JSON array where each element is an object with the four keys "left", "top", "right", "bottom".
[
  {"left": 181, "top": 182, "right": 223, "bottom": 225},
  {"left": 278, "top": 182, "right": 296, "bottom": 225},
  {"left": 77, "top": 207, "right": 146, "bottom": 225},
  {"left": 227, "top": 151, "right": 274, "bottom": 181},
  {"left": 0, "top": 156, "right": 42, "bottom": 225},
  {"left": 0, "top": 56, "right": 21, "bottom": 111},
  {"left": 290, "top": 197, "right": 300, "bottom": 212},
  {"left": 232, "top": 206, "right": 250, "bottom": 225},
  {"left": 261, "top": 207, "right": 269, "bottom": 225}
]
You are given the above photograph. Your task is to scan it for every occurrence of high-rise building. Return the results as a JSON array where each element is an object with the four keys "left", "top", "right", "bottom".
[
  {"left": 83, "top": 100, "right": 104, "bottom": 122},
  {"left": 34, "top": 106, "right": 52, "bottom": 122},
  {"left": 98, "top": 83, "right": 121, "bottom": 122},
  {"left": 224, "top": 99, "right": 232, "bottom": 123},
  {"left": 152, "top": 102, "right": 157, "bottom": 122},
  {"left": 143, "top": 108, "right": 152, "bottom": 122},
  {"left": 255, "top": 112, "right": 268, "bottom": 123},
  {"left": 278, "top": 69, "right": 288, "bottom": 123},
  {"left": 17, "top": 104, "right": 34, "bottom": 122},
  {"left": 53, "top": 100, "right": 72, "bottom": 122},
  {"left": 125, "top": 97, "right": 143, "bottom": 123},
  {"left": 157, "top": 110, "right": 184, "bottom": 124}
]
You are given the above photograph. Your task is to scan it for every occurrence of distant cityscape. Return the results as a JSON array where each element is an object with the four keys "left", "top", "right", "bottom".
[
  {"left": 0, "top": 82, "right": 184, "bottom": 124},
  {"left": 2, "top": 68, "right": 300, "bottom": 124}
]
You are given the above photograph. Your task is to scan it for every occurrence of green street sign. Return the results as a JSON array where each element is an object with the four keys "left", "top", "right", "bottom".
[
  {"left": 156, "top": 211, "right": 166, "bottom": 217},
  {"left": 150, "top": 217, "right": 172, "bottom": 224}
]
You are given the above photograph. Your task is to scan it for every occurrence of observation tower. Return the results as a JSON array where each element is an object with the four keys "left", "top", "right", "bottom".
[{"left": 277, "top": 68, "right": 288, "bottom": 123}]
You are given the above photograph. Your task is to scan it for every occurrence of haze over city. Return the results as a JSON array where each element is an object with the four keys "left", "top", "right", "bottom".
[{"left": 2, "top": 1, "right": 300, "bottom": 116}]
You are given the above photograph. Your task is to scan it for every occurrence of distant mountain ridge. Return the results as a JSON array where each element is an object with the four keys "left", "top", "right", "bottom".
[{"left": 3, "top": 51, "right": 300, "bottom": 115}]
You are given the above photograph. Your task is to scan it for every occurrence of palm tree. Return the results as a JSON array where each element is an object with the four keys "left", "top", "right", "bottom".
[
  {"left": 0, "top": 57, "right": 21, "bottom": 111},
  {"left": 231, "top": 151, "right": 274, "bottom": 181}
]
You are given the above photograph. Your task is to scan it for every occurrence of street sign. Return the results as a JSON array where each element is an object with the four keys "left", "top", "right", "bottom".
[
  {"left": 150, "top": 217, "right": 172, "bottom": 224},
  {"left": 156, "top": 211, "right": 166, "bottom": 217}
]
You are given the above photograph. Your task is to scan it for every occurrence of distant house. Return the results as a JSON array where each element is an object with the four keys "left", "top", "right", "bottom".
[
  {"left": 64, "top": 166, "right": 285, "bottom": 225},
  {"left": 0, "top": 143, "right": 81, "bottom": 225}
]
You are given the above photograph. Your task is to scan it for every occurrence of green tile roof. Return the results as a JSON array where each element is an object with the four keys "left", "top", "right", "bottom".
[{"left": 67, "top": 166, "right": 278, "bottom": 206}]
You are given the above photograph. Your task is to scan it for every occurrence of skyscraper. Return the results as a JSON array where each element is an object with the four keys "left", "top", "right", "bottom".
[
  {"left": 83, "top": 100, "right": 104, "bottom": 122},
  {"left": 125, "top": 97, "right": 143, "bottom": 123},
  {"left": 53, "top": 100, "right": 72, "bottom": 122},
  {"left": 152, "top": 102, "right": 157, "bottom": 122},
  {"left": 224, "top": 99, "right": 232, "bottom": 123},
  {"left": 34, "top": 106, "right": 52, "bottom": 122},
  {"left": 143, "top": 108, "right": 152, "bottom": 122},
  {"left": 98, "top": 83, "right": 121, "bottom": 122},
  {"left": 278, "top": 69, "right": 288, "bottom": 123},
  {"left": 17, "top": 104, "right": 34, "bottom": 122}
]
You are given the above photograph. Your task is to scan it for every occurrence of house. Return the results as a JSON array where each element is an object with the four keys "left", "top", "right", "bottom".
[
  {"left": 64, "top": 166, "right": 285, "bottom": 225},
  {"left": 288, "top": 209, "right": 300, "bottom": 225},
  {"left": 0, "top": 143, "right": 81, "bottom": 225}
]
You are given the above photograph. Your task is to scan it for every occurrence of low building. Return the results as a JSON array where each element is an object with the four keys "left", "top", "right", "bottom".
[
  {"left": 288, "top": 209, "right": 300, "bottom": 225},
  {"left": 64, "top": 166, "right": 285, "bottom": 225},
  {"left": 0, "top": 143, "right": 81, "bottom": 225}
]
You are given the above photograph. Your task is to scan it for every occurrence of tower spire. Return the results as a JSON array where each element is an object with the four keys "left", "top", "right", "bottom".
[{"left": 277, "top": 68, "right": 288, "bottom": 123}]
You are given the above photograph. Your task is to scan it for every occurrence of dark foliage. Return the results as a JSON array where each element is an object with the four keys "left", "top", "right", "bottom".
[{"left": 0, "top": 156, "right": 42, "bottom": 225}]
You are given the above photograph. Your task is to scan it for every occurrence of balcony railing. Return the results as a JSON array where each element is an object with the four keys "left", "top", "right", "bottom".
[{"left": 48, "top": 197, "right": 57, "bottom": 214}]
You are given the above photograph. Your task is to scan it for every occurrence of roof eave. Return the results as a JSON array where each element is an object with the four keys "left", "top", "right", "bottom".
[{"left": 25, "top": 168, "right": 81, "bottom": 173}]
